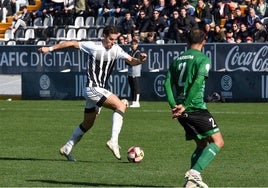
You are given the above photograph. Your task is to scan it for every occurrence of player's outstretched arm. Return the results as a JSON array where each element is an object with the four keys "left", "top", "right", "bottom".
[
  {"left": 38, "top": 41, "right": 80, "bottom": 54},
  {"left": 125, "top": 53, "right": 147, "bottom": 66}
]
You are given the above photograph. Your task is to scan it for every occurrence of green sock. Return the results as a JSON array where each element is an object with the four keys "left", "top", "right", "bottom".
[
  {"left": 191, "top": 147, "right": 203, "bottom": 168},
  {"left": 192, "top": 143, "right": 220, "bottom": 173}
]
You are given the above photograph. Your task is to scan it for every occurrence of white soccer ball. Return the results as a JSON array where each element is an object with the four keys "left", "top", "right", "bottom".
[
  {"left": 121, "top": 99, "right": 129, "bottom": 107},
  {"left": 127, "top": 146, "right": 144, "bottom": 163}
]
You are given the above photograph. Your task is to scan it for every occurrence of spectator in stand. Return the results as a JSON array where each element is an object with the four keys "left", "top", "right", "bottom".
[
  {"left": 256, "top": 0, "right": 268, "bottom": 19},
  {"left": 0, "top": 0, "right": 16, "bottom": 23},
  {"left": 246, "top": 7, "right": 260, "bottom": 34},
  {"left": 182, "top": 0, "right": 196, "bottom": 16},
  {"left": 247, "top": 0, "right": 259, "bottom": 13},
  {"left": 167, "top": 9, "right": 180, "bottom": 42},
  {"left": 246, "top": 35, "right": 253, "bottom": 42},
  {"left": 164, "top": 0, "right": 179, "bottom": 20},
  {"left": 139, "top": 0, "right": 154, "bottom": 18},
  {"left": 253, "top": 20, "right": 267, "bottom": 42},
  {"left": 232, "top": 22, "right": 240, "bottom": 40},
  {"left": 15, "top": 0, "right": 28, "bottom": 13},
  {"left": 233, "top": 7, "right": 246, "bottom": 26},
  {"left": 125, "top": 0, "right": 140, "bottom": 17},
  {"left": 118, "top": 34, "right": 128, "bottom": 44},
  {"left": 132, "top": 32, "right": 141, "bottom": 42},
  {"left": 154, "top": 0, "right": 167, "bottom": 17},
  {"left": 98, "top": 0, "right": 120, "bottom": 17},
  {"left": 141, "top": 9, "right": 168, "bottom": 39},
  {"left": 213, "top": 0, "right": 231, "bottom": 26},
  {"left": 74, "top": 0, "right": 86, "bottom": 16},
  {"left": 176, "top": 6, "right": 199, "bottom": 43},
  {"left": 237, "top": 23, "right": 250, "bottom": 42},
  {"left": 224, "top": 12, "right": 236, "bottom": 30},
  {"left": 142, "top": 31, "right": 156, "bottom": 43},
  {"left": 32, "top": 0, "right": 62, "bottom": 20},
  {"left": 194, "top": 0, "right": 213, "bottom": 28},
  {"left": 135, "top": 10, "right": 149, "bottom": 34},
  {"left": 60, "top": 0, "right": 75, "bottom": 25},
  {"left": 117, "top": 11, "right": 135, "bottom": 42},
  {"left": 212, "top": 24, "right": 226, "bottom": 42},
  {"left": 85, "top": 0, "right": 103, "bottom": 17},
  {"left": 235, "top": 36, "right": 242, "bottom": 43},
  {"left": 203, "top": 23, "right": 213, "bottom": 42},
  {"left": 225, "top": 29, "right": 236, "bottom": 43},
  {"left": 10, "top": 5, "right": 31, "bottom": 33}
]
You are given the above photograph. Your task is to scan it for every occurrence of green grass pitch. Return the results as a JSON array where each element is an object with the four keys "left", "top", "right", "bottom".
[{"left": 0, "top": 100, "right": 267, "bottom": 187}]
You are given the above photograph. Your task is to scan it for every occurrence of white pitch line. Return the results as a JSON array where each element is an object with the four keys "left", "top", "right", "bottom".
[{"left": 1, "top": 108, "right": 268, "bottom": 115}]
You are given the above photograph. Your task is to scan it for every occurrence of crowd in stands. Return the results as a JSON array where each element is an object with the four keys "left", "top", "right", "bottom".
[{"left": 1, "top": 0, "right": 268, "bottom": 44}]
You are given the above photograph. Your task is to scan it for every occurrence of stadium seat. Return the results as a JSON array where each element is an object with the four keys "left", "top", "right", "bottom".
[
  {"left": 68, "top": 16, "right": 84, "bottom": 28},
  {"left": 66, "top": 28, "right": 76, "bottom": 40},
  {"left": 95, "top": 16, "right": 105, "bottom": 28},
  {"left": 33, "top": 17, "right": 43, "bottom": 27},
  {"left": 105, "top": 16, "right": 117, "bottom": 26},
  {"left": 87, "top": 28, "right": 97, "bottom": 40},
  {"left": 4, "top": 29, "right": 14, "bottom": 41},
  {"left": 24, "top": 28, "right": 35, "bottom": 40},
  {"left": 77, "top": 28, "right": 87, "bottom": 40},
  {"left": 6, "top": 40, "right": 16, "bottom": 45},
  {"left": 43, "top": 16, "right": 54, "bottom": 27},
  {"left": 84, "top": 16, "right": 95, "bottom": 28},
  {"left": 97, "top": 27, "right": 104, "bottom": 38}
]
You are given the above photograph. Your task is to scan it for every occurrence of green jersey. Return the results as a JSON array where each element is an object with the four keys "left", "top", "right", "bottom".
[{"left": 164, "top": 49, "right": 210, "bottom": 112}]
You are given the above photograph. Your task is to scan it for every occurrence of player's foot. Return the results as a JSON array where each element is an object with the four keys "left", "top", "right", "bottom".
[
  {"left": 59, "top": 145, "right": 76, "bottom": 162},
  {"left": 184, "top": 170, "right": 208, "bottom": 188},
  {"left": 129, "top": 102, "right": 140, "bottom": 108},
  {"left": 106, "top": 140, "right": 121, "bottom": 160},
  {"left": 183, "top": 180, "right": 199, "bottom": 188}
]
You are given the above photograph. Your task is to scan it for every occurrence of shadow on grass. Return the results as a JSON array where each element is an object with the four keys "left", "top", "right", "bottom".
[
  {"left": 26, "top": 179, "right": 166, "bottom": 187},
  {"left": 0, "top": 156, "right": 129, "bottom": 163}
]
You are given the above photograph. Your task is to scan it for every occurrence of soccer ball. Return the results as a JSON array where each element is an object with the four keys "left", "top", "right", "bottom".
[
  {"left": 121, "top": 99, "right": 129, "bottom": 107},
  {"left": 127, "top": 146, "right": 144, "bottom": 163}
]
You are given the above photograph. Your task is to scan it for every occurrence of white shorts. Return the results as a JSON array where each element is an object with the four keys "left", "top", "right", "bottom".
[{"left": 83, "top": 86, "right": 112, "bottom": 111}]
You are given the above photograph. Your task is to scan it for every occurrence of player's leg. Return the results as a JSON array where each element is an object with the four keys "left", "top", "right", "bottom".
[
  {"left": 191, "top": 132, "right": 224, "bottom": 173},
  {"left": 130, "top": 77, "right": 141, "bottom": 108},
  {"left": 181, "top": 110, "right": 224, "bottom": 187},
  {"left": 59, "top": 108, "right": 98, "bottom": 161},
  {"left": 185, "top": 133, "right": 224, "bottom": 188},
  {"left": 59, "top": 86, "right": 102, "bottom": 161},
  {"left": 102, "top": 93, "right": 127, "bottom": 160}
]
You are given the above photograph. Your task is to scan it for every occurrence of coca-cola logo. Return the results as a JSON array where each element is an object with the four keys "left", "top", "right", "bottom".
[{"left": 225, "top": 46, "right": 268, "bottom": 71}]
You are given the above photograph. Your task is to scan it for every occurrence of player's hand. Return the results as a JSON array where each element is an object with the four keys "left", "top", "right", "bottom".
[
  {"left": 171, "top": 104, "right": 185, "bottom": 119},
  {"left": 38, "top": 47, "right": 50, "bottom": 54},
  {"left": 140, "top": 53, "right": 147, "bottom": 62}
]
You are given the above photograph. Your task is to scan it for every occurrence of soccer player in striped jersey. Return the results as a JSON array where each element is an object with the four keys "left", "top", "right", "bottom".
[
  {"left": 39, "top": 25, "right": 147, "bottom": 161},
  {"left": 164, "top": 29, "right": 224, "bottom": 188}
]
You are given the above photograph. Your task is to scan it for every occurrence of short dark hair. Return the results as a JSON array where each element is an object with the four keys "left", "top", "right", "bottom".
[
  {"left": 131, "top": 39, "right": 139, "bottom": 44},
  {"left": 103, "top": 25, "right": 119, "bottom": 36},
  {"left": 188, "top": 29, "right": 206, "bottom": 44}
]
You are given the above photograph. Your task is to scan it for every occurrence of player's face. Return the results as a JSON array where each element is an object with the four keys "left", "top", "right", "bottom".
[{"left": 103, "top": 33, "right": 119, "bottom": 49}]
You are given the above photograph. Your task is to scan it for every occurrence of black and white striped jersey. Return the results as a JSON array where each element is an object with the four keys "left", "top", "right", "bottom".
[{"left": 79, "top": 41, "right": 131, "bottom": 88}]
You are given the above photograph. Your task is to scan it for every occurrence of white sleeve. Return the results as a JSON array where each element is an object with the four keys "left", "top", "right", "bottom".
[
  {"left": 116, "top": 45, "right": 131, "bottom": 59},
  {"left": 79, "top": 41, "right": 95, "bottom": 54}
]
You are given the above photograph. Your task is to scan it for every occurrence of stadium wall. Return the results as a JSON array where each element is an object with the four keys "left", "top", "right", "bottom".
[{"left": 1, "top": 43, "right": 268, "bottom": 102}]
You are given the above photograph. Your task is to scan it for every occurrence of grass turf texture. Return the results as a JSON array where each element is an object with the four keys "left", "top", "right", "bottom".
[{"left": 0, "top": 100, "right": 267, "bottom": 187}]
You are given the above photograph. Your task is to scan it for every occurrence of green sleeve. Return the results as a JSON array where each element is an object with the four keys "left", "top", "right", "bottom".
[
  {"left": 164, "top": 70, "right": 177, "bottom": 108},
  {"left": 183, "top": 75, "right": 205, "bottom": 107}
]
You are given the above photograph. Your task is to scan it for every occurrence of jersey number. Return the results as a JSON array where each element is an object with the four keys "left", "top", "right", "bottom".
[
  {"left": 178, "top": 62, "right": 186, "bottom": 86},
  {"left": 209, "top": 118, "right": 217, "bottom": 128}
]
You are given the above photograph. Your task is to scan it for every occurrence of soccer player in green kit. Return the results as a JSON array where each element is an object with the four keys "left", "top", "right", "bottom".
[{"left": 164, "top": 29, "right": 224, "bottom": 188}]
